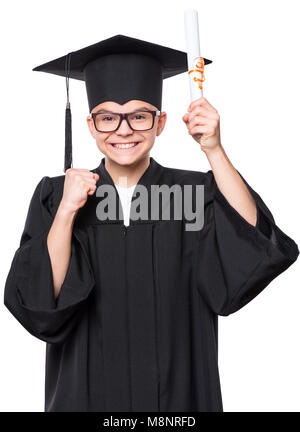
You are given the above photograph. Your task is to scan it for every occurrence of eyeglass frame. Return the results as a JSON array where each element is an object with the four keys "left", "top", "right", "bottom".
[{"left": 89, "top": 109, "right": 161, "bottom": 132}]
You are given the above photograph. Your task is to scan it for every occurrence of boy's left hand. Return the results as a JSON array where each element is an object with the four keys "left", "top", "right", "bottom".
[{"left": 182, "top": 97, "right": 221, "bottom": 154}]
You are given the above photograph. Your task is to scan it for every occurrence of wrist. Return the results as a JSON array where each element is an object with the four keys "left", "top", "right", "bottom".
[
  {"left": 57, "top": 200, "right": 79, "bottom": 218},
  {"left": 202, "top": 143, "right": 225, "bottom": 161}
]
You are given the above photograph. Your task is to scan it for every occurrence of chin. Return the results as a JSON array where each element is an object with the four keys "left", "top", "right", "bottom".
[
  {"left": 110, "top": 154, "right": 143, "bottom": 167},
  {"left": 101, "top": 142, "right": 152, "bottom": 166}
]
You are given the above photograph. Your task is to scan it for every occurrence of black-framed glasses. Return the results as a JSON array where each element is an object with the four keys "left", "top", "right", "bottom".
[{"left": 89, "top": 109, "right": 161, "bottom": 132}]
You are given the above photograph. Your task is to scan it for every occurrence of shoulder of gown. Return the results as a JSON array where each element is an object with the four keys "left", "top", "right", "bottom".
[
  {"left": 182, "top": 167, "right": 300, "bottom": 316},
  {"left": 3, "top": 174, "right": 95, "bottom": 344}
]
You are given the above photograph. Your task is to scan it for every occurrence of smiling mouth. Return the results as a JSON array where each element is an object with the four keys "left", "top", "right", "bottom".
[{"left": 108, "top": 141, "right": 141, "bottom": 149}]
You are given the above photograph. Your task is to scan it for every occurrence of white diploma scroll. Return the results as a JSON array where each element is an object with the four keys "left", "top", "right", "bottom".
[{"left": 184, "top": 9, "right": 205, "bottom": 138}]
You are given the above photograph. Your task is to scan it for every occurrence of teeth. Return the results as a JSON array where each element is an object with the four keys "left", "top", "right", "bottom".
[{"left": 112, "top": 142, "right": 139, "bottom": 149}]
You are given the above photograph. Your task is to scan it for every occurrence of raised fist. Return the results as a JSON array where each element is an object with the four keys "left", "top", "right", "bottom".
[{"left": 60, "top": 168, "right": 99, "bottom": 213}]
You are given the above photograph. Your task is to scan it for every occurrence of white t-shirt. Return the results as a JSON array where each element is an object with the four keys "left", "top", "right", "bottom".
[{"left": 115, "top": 184, "right": 137, "bottom": 226}]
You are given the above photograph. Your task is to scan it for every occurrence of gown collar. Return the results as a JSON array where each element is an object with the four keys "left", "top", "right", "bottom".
[{"left": 94, "top": 156, "right": 164, "bottom": 189}]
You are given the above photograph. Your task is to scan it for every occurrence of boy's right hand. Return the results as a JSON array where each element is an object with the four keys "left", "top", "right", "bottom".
[{"left": 60, "top": 168, "right": 100, "bottom": 213}]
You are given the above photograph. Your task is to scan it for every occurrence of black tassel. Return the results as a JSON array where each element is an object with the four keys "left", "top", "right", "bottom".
[
  {"left": 64, "top": 102, "right": 72, "bottom": 172},
  {"left": 64, "top": 52, "right": 73, "bottom": 172}
]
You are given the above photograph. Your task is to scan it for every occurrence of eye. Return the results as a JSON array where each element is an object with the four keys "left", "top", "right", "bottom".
[
  {"left": 134, "top": 114, "right": 146, "bottom": 120},
  {"left": 103, "top": 116, "right": 113, "bottom": 121}
]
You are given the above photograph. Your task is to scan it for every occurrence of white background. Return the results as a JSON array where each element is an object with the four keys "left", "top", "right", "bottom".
[{"left": 1, "top": 0, "right": 299, "bottom": 412}]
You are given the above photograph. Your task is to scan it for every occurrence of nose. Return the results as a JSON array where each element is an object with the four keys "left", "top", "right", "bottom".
[{"left": 115, "top": 117, "right": 134, "bottom": 136}]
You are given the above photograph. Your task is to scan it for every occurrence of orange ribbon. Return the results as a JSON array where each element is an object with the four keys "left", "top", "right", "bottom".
[{"left": 188, "top": 57, "right": 205, "bottom": 90}]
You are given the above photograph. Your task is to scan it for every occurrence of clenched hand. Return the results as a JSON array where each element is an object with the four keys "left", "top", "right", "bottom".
[{"left": 60, "top": 168, "right": 100, "bottom": 213}]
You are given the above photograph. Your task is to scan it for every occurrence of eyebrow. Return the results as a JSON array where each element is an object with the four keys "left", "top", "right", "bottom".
[{"left": 94, "top": 106, "right": 153, "bottom": 114}]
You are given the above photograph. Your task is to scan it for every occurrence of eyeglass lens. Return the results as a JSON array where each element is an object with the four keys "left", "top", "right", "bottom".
[{"left": 94, "top": 111, "right": 154, "bottom": 132}]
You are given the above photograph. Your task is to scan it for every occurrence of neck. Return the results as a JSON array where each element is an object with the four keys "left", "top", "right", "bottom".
[{"left": 104, "top": 155, "right": 151, "bottom": 188}]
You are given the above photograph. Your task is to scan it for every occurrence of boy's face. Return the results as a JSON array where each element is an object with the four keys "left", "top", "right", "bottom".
[{"left": 87, "top": 99, "right": 167, "bottom": 166}]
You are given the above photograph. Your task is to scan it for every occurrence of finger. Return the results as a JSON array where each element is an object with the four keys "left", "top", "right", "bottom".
[
  {"left": 65, "top": 169, "right": 96, "bottom": 180},
  {"left": 188, "top": 107, "right": 217, "bottom": 121},
  {"left": 72, "top": 172, "right": 99, "bottom": 184},
  {"left": 189, "top": 125, "right": 207, "bottom": 136},
  {"left": 65, "top": 168, "right": 92, "bottom": 174},
  {"left": 188, "top": 97, "right": 206, "bottom": 112},
  {"left": 186, "top": 114, "right": 212, "bottom": 128},
  {"left": 188, "top": 115, "right": 208, "bottom": 130},
  {"left": 203, "top": 99, "right": 218, "bottom": 111},
  {"left": 188, "top": 97, "right": 216, "bottom": 113},
  {"left": 190, "top": 124, "right": 215, "bottom": 137},
  {"left": 69, "top": 177, "right": 97, "bottom": 193},
  {"left": 87, "top": 185, "right": 97, "bottom": 195},
  {"left": 79, "top": 178, "right": 99, "bottom": 188},
  {"left": 182, "top": 113, "right": 189, "bottom": 123},
  {"left": 79, "top": 172, "right": 99, "bottom": 182},
  {"left": 68, "top": 176, "right": 97, "bottom": 189},
  {"left": 83, "top": 185, "right": 97, "bottom": 197},
  {"left": 183, "top": 110, "right": 207, "bottom": 123}
]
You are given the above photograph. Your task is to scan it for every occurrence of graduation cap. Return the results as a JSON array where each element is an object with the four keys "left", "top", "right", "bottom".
[{"left": 32, "top": 34, "right": 213, "bottom": 172}]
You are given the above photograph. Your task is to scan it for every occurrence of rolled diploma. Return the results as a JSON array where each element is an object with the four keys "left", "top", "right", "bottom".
[{"left": 184, "top": 9, "right": 203, "bottom": 138}]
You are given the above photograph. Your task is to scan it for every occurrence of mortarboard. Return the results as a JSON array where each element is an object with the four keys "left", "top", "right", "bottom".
[{"left": 32, "top": 34, "right": 213, "bottom": 172}]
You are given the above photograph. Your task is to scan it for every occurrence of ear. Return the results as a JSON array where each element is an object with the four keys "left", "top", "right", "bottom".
[
  {"left": 87, "top": 115, "right": 96, "bottom": 138},
  {"left": 156, "top": 111, "right": 167, "bottom": 137}
]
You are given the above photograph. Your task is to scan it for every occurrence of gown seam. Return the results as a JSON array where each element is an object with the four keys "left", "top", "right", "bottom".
[
  {"left": 124, "top": 226, "right": 133, "bottom": 411},
  {"left": 91, "top": 225, "right": 107, "bottom": 411},
  {"left": 152, "top": 224, "right": 161, "bottom": 411}
]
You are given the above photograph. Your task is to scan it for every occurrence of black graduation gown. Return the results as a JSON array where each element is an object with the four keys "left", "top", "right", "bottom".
[{"left": 4, "top": 156, "right": 299, "bottom": 412}]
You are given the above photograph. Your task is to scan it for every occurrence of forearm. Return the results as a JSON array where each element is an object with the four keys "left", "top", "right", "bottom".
[
  {"left": 183, "top": 97, "right": 257, "bottom": 226},
  {"left": 47, "top": 202, "right": 78, "bottom": 299},
  {"left": 204, "top": 144, "right": 257, "bottom": 226}
]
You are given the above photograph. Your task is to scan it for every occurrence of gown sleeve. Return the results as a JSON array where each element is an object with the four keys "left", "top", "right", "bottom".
[
  {"left": 4, "top": 176, "right": 95, "bottom": 344},
  {"left": 196, "top": 169, "right": 299, "bottom": 316}
]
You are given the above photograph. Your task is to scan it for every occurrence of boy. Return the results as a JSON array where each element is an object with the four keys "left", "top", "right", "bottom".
[{"left": 4, "top": 34, "right": 299, "bottom": 412}]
